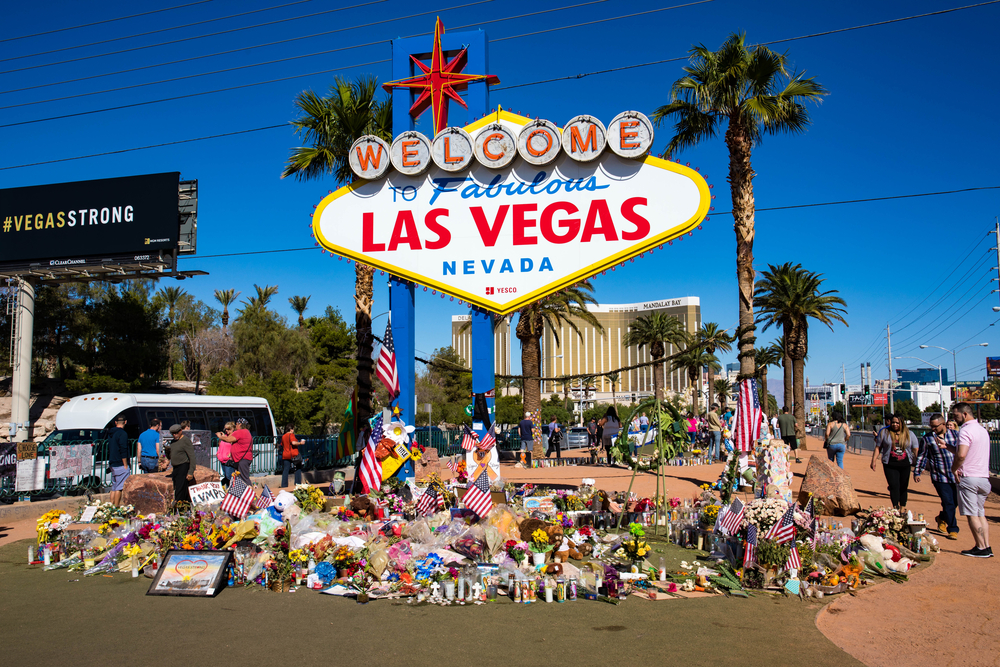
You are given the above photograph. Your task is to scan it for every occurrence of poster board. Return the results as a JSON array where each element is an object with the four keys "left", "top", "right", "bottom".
[
  {"left": 16, "top": 458, "right": 45, "bottom": 491},
  {"left": 49, "top": 444, "right": 92, "bottom": 479},
  {"left": 0, "top": 442, "right": 16, "bottom": 478},
  {"left": 188, "top": 482, "right": 226, "bottom": 507},
  {"left": 147, "top": 549, "right": 231, "bottom": 597},
  {"left": 187, "top": 430, "right": 212, "bottom": 470}
]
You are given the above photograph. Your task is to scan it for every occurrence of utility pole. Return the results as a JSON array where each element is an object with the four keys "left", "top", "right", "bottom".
[
  {"left": 842, "top": 363, "right": 848, "bottom": 423},
  {"left": 887, "top": 323, "right": 895, "bottom": 413}
]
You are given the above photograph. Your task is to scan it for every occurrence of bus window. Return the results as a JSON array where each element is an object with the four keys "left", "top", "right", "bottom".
[
  {"left": 176, "top": 410, "right": 207, "bottom": 430},
  {"left": 146, "top": 410, "right": 177, "bottom": 430},
  {"left": 252, "top": 408, "right": 274, "bottom": 437},
  {"left": 207, "top": 410, "right": 231, "bottom": 434},
  {"left": 107, "top": 407, "right": 142, "bottom": 439},
  {"left": 231, "top": 410, "right": 257, "bottom": 434}
]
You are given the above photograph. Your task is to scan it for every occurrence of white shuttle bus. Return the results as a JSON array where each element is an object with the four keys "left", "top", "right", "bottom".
[{"left": 47, "top": 393, "right": 277, "bottom": 444}]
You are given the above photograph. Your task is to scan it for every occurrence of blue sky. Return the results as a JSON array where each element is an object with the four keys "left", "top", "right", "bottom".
[{"left": 3, "top": 0, "right": 999, "bottom": 387}]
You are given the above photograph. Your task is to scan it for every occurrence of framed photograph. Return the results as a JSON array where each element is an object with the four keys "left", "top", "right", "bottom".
[{"left": 147, "top": 549, "right": 231, "bottom": 597}]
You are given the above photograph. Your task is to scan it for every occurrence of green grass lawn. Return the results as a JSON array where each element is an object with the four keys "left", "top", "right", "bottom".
[{"left": 0, "top": 537, "right": 861, "bottom": 667}]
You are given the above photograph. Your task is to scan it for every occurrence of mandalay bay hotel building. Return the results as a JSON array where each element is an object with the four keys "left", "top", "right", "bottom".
[{"left": 451, "top": 297, "right": 702, "bottom": 403}]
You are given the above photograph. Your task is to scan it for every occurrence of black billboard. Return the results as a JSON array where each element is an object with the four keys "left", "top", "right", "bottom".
[{"left": 0, "top": 172, "right": 180, "bottom": 266}]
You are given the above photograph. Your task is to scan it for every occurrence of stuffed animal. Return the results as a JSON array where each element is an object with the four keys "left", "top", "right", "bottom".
[
  {"left": 268, "top": 490, "right": 298, "bottom": 522},
  {"left": 517, "top": 517, "right": 563, "bottom": 545},
  {"left": 858, "top": 534, "right": 914, "bottom": 573},
  {"left": 350, "top": 495, "right": 376, "bottom": 520},
  {"left": 552, "top": 536, "right": 587, "bottom": 561}
]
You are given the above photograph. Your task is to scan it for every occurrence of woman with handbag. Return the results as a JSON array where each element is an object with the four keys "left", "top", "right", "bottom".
[
  {"left": 871, "top": 414, "right": 919, "bottom": 512},
  {"left": 281, "top": 423, "right": 305, "bottom": 488},
  {"left": 215, "top": 422, "right": 238, "bottom": 486},
  {"left": 824, "top": 411, "right": 850, "bottom": 469}
]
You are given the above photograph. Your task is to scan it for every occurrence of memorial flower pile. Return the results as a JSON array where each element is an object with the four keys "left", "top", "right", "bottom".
[
  {"left": 293, "top": 484, "right": 327, "bottom": 514},
  {"left": 854, "top": 507, "right": 907, "bottom": 542},
  {"left": 743, "top": 498, "right": 788, "bottom": 533},
  {"left": 36, "top": 510, "right": 72, "bottom": 544}
]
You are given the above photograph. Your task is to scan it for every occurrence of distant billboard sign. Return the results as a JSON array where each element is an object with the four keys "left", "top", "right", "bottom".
[
  {"left": 873, "top": 393, "right": 887, "bottom": 406},
  {"left": 0, "top": 172, "right": 180, "bottom": 267},
  {"left": 987, "top": 357, "right": 1000, "bottom": 378}
]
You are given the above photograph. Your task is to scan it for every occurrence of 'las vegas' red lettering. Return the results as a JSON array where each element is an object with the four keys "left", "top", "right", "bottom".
[
  {"left": 580, "top": 199, "right": 618, "bottom": 242},
  {"left": 362, "top": 212, "right": 385, "bottom": 252},
  {"left": 387, "top": 210, "right": 422, "bottom": 251},
  {"left": 540, "top": 201, "right": 579, "bottom": 244},
  {"left": 620, "top": 197, "right": 650, "bottom": 241},
  {"left": 471, "top": 205, "right": 509, "bottom": 247},
  {"left": 512, "top": 203, "right": 538, "bottom": 246},
  {"left": 423, "top": 209, "right": 451, "bottom": 250}
]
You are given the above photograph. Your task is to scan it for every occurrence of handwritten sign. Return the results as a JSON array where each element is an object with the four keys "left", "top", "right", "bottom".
[
  {"left": 188, "top": 481, "right": 226, "bottom": 507},
  {"left": 17, "top": 442, "right": 37, "bottom": 460},
  {"left": 523, "top": 495, "right": 557, "bottom": 515},
  {"left": 79, "top": 505, "right": 99, "bottom": 523}
]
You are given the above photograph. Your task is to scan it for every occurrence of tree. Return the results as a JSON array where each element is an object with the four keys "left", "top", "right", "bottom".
[
  {"left": 606, "top": 371, "right": 621, "bottom": 412},
  {"left": 214, "top": 289, "right": 240, "bottom": 331},
  {"left": 653, "top": 33, "right": 827, "bottom": 380},
  {"left": 773, "top": 333, "right": 792, "bottom": 413},
  {"left": 281, "top": 74, "right": 392, "bottom": 427},
  {"left": 515, "top": 282, "right": 602, "bottom": 460},
  {"left": 713, "top": 378, "right": 732, "bottom": 408},
  {"left": 894, "top": 399, "right": 921, "bottom": 424},
  {"left": 754, "top": 342, "right": 783, "bottom": 419},
  {"left": 84, "top": 288, "right": 169, "bottom": 385},
  {"left": 756, "top": 262, "right": 847, "bottom": 446},
  {"left": 289, "top": 295, "right": 311, "bottom": 329},
  {"left": 672, "top": 336, "right": 720, "bottom": 415},
  {"left": 697, "top": 322, "right": 733, "bottom": 408},
  {"left": 154, "top": 286, "right": 188, "bottom": 381},
  {"left": 622, "top": 312, "right": 687, "bottom": 401}
]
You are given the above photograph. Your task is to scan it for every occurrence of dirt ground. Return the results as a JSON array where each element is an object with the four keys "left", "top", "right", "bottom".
[{"left": 2, "top": 436, "right": 997, "bottom": 666}]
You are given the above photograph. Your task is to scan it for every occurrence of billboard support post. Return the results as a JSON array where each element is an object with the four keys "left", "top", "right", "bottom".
[{"left": 11, "top": 277, "right": 34, "bottom": 442}]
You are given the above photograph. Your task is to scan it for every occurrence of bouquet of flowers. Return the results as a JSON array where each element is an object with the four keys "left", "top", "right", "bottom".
[
  {"left": 620, "top": 522, "right": 651, "bottom": 562},
  {"left": 453, "top": 460, "right": 468, "bottom": 484},
  {"left": 744, "top": 498, "right": 789, "bottom": 534},
  {"left": 505, "top": 539, "right": 528, "bottom": 564},
  {"left": 79, "top": 502, "right": 136, "bottom": 525},
  {"left": 855, "top": 507, "right": 907, "bottom": 542},
  {"left": 266, "top": 525, "right": 295, "bottom": 584},
  {"left": 336, "top": 507, "right": 357, "bottom": 522},
  {"left": 37, "top": 510, "right": 73, "bottom": 545},
  {"left": 700, "top": 504, "right": 720, "bottom": 527},
  {"left": 293, "top": 484, "right": 327, "bottom": 514}
]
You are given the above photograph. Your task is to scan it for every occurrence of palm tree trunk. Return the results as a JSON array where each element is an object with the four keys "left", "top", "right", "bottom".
[
  {"left": 689, "top": 368, "right": 700, "bottom": 415},
  {"left": 759, "top": 368, "right": 769, "bottom": 419},
  {"left": 793, "top": 356, "right": 807, "bottom": 450},
  {"left": 726, "top": 123, "right": 757, "bottom": 380},
  {"left": 652, "top": 355, "right": 664, "bottom": 401},
  {"left": 521, "top": 332, "right": 544, "bottom": 460},
  {"left": 706, "top": 365, "right": 715, "bottom": 408},
  {"left": 783, "top": 352, "right": 793, "bottom": 413},
  {"left": 355, "top": 263, "right": 375, "bottom": 425}
]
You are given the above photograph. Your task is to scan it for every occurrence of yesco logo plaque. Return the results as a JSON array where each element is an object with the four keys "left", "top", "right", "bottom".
[{"left": 312, "top": 111, "right": 710, "bottom": 315}]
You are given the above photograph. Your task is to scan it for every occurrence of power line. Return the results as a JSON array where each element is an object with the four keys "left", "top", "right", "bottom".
[
  {"left": 892, "top": 252, "right": 991, "bottom": 335},
  {"left": 0, "top": 0, "right": 217, "bottom": 43},
  {"left": 0, "top": 0, "right": 389, "bottom": 75},
  {"left": 495, "top": 0, "right": 1000, "bottom": 91},
  {"left": 1, "top": 0, "right": 317, "bottom": 63},
  {"left": 0, "top": 0, "right": 497, "bottom": 96},
  {"left": 0, "top": 58, "right": 393, "bottom": 130},
  {"left": 0, "top": 0, "right": 625, "bottom": 111}
]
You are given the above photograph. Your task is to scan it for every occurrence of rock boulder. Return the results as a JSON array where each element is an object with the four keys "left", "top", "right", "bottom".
[
  {"left": 123, "top": 465, "right": 219, "bottom": 514},
  {"left": 797, "top": 455, "right": 860, "bottom": 517},
  {"left": 414, "top": 447, "right": 442, "bottom": 482}
]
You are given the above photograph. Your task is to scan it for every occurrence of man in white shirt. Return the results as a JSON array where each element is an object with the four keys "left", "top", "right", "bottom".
[{"left": 770, "top": 415, "right": 780, "bottom": 439}]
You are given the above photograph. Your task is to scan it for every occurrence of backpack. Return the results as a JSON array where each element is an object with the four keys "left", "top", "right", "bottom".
[{"left": 217, "top": 439, "right": 232, "bottom": 464}]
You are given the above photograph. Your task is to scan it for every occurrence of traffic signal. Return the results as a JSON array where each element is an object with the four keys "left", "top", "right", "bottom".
[
  {"left": 864, "top": 385, "right": 870, "bottom": 395},
  {"left": 840, "top": 385, "right": 846, "bottom": 397}
]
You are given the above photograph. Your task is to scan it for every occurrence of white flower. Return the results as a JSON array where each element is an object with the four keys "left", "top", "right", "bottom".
[{"left": 383, "top": 419, "right": 415, "bottom": 445}]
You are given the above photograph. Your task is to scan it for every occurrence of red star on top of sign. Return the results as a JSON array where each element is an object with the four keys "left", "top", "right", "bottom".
[{"left": 382, "top": 17, "right": 500, "bottom": 135}]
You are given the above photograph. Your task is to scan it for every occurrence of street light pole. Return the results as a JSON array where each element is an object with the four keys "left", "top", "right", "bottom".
[{"left": 919, "top": 343, "right": 989, "bottom": 382}]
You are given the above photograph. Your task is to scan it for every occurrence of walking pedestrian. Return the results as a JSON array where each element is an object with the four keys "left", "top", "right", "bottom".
[
  {"left": 639, "top": 412, "right": 649, "bottom": 432},
  {"left": 167, "top": 424, "right": 195, "bottom": 505},
  {"left": 686, "top": 412, "right": 697, "bottom": 446},
  {"left": 913, "top": 413, "right": 959, "bottom": 539},
  {"left": 951, "top": 403, "right": 993, "bottom": 557},
  {"left": 824, "top": 411, "right": 850, "bottom": 469},
  {"left": 870, "top": 414, "right": 919, "bottom": 512},
  {"left": 215, "top": 421, "right": 237, "bottom": 486},
  {"left": 518, "top": 413, "right": 535, "bottom": 452},
  {"left": 108, "top": 415, "right": 131, "bottom": 506},
  {"left": 546, "top": 416, "right": 562, "bottom": 460},
  {"left": 600, "top": 407, "right": 620, "bottom": 459},
  {"left": 771, "top": 414, "right": 780, "bottom": 439},
  {"left": 776, "top": 407, "right": 799, "bottom": 463},
  {"left": 137, "top": 419, "right": 162, "bottom": 473},
  {"left": 706, "top": 404, "right": 723, "bottom": 461},
  {"left": 281, "top": 424, "right": 304, "bottom": 488}
]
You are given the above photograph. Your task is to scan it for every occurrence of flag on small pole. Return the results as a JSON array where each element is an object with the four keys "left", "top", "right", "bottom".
[
  {"left": 359, "top": 412, "right": 385, "bottom": 494},
  {"left": 460, "top": 424, "right": 479, "bottom": 451},
  {"left": 415, "top": 486, "right": 443, "bottom": 516},
  {"left": 718, "top": 496, "right": 745, "bottom": 535},
  {"left": 254, "top": 484, "right": 274, "bottom": 510},
  {"left": 734, "top": 378, "right": 762, "bottom": 453},
  {"left": 764, "top": 506, "right": 797, "bottom": 544},
  {"left": 743, "top": 524, "right": 758, "bottom": 568},
  {"left": 462, "top": 469, "right": 493, "bottom": 518},
  {"left": 376, "top": 317, "right": 400, "bottom": 398},
  {"left": 221, "top": 472, "right": 254, "bottom": 519}
]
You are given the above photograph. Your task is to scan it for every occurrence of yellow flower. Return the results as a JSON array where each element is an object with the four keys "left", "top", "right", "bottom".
[{"left": 531, "top": 529, "right": 549, "bottom": 545}]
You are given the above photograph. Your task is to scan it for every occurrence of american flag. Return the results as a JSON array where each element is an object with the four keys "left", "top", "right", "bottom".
[
  {"left": 446, "top": 457, "right": 459, "bottom": 472},
  {"left": 415, "top": 486, "right": 444, "bottom": 516},
  {"left": 462, "top": 469, "right": 493, "bottom": 518},
  {"left": 764, "top": 506, "right": 797, "bottom": 544},
  {"left": 743, "top": 524, "right": 758, "bottom": 568},
  {"left": 734, "top": 378, "right": 762, "bottom": 453},
  {"left": 477, "top": 424, "right": 496, "bottom": 451},
  {"left": 786, "top": 543, "right": 801, "bottom": 571},
  {"left": 254, "top": 484, "right": 274, "bottom": 510},
  {"left": 805, "top": 496, "right": 817, "bottom": 537},
  {"left": 719, "top": 497, "right": 745, "bottom": 534},
  {"left": 359, "top": 412, "right": 385, "bottom": 494},
  {"left": 376, "top": 317, "right": 400, "bottom": 398},
  {"left": 221, "top": 472, "right": 254, "bottom": 519},
  {"left": 460, "top": 424, "right": 479, "bottom": 452}
]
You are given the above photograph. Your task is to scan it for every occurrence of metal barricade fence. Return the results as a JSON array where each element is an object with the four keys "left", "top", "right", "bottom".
[{"left": 991, "top": 432, "right": 1000, "bottom": 476}]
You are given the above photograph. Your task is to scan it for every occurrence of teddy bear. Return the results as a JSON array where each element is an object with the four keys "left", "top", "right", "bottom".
[
  {"left": 552, "top": 536, "right": 588, "bottom": 561},
  {"left": 350, "top": 495, "right": 376, "bottom": 520},
  {"left": 858, "top": 534, "right": 914, "bottom": 573},
  {"left": 268, "top": 490, "right": 298, "bottom": 522},
  {"left": 518, "top": 517, "right": 563, "bottom": 545}
]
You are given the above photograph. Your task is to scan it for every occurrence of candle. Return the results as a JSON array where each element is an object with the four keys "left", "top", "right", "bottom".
[
  {"left": 43, "top": 548, "right": 51, "bottom": 566},
  {"left": 28, "top": 546, "right": 34, "bottom": 563},
  {"left": 457, "top": 577, "right": 465, "bottom": 601},
  {"left": 444, "top": 580, "right": 455, "bottom": 600},
  {"left": 545, "top": 582, "right": 554, "bottom": 603}
]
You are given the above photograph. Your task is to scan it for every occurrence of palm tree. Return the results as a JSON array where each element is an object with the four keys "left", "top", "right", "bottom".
[
  {"left": 289, "top": 295, "right": 311, "bottom": 329},
  {"left": 756, "top": 262, "right": 847, "bottom": 446},
  {"left": 753, "top": 342, "right": 783, "bottom": 419},
  {"left": 713, "top": 377, "right": 732, "bottom": 408},
  {"left": 156, "top": 286, "right": 187, "bottom": 381},
  {"left": 652, "top": 33, "right": 827, "bottom": 380},
  {"left": 622, "top": 312, "right": 687, "bottom": 401},
  {"left": 516, "top": 282, "right": 602, "bottom": 459},
  {"left": 606, "top": 371, "right": 621, "bottom": 412},
  {"left": 214, "top": 289, "right": 240, "bottom": 332},
  {"left": 281, "top": 74, "right": 392, "bottom": 426},
  {"left": 697, "top": 322, "right": 734, "bottom": 408},
  {"left": 772, "top": 334, "right": 793, "bottom": 414},
  {"left": 672, "top": 336, "right": 721, "bottom": 415}
]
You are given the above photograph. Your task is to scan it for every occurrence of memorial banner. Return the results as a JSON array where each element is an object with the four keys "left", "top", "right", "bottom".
[{"left": 48, "top": 444, "right": 92, "bottom": 479}]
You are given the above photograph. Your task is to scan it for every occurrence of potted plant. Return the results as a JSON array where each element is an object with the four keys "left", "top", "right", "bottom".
[
  {"left": 529, "top": 529, "right": 552, "bottom": 566},
  {"left": 621, "top": 522, "right": 651, "bottom": 568}
]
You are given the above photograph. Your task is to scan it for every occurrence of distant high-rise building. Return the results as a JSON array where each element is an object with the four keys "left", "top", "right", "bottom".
[{"left": 450, "top": 315, "right": 512, "bottom": 376}]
